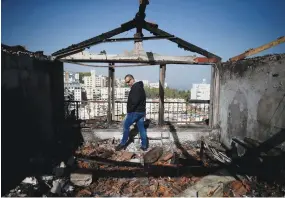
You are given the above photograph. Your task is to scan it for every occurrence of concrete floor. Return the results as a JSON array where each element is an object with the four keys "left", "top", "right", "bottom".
[{"left": 81, "top": 123, "right": 218, "bottom": 144}]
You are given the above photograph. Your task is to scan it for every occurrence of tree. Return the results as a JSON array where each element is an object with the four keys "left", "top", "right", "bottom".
[
  {"left": 79, "top": 72, "right": 91, "bottom": 83},
  {"left": 144, "top": 87, "right": 190, "bottom": 100}
]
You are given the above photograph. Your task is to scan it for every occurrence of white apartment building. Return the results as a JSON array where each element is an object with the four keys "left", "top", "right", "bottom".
[
  {"left": 92, "top": 87, "right": 130, "bottom": 101},
  {"left": 64, "top": 82, "right": 81, "bottom": 101},
  {"left": 93, "top": 88, "right": 108, "bottom": 101},
  {"left": 95, "top": 75, "right": 107, "bottom": 87},
  {"left": 79, "top": 102, "right": 108, "bottom": 119},
  {"left": 191, "top": 79, "right": 210, "bottom": 100},
  {"left": 115, "top": 87, "right": 130, "bottom": 100},
  {"left": 75, "top": 73, "right": 79, "bottom": 82},
  {"left": 91, "top": 70, "right": 96, "bottom": 88},
  {"left": 82, "top": 76, "right": 93, "bottom": 100}
]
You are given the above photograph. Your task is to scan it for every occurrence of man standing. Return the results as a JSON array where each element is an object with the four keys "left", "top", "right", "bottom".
[{"left": 115, "top": 74, "right": 148, "bottom": 151}]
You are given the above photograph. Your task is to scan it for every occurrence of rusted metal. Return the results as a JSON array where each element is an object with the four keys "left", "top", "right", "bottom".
[
  {"left": 143, "top": 22, "right": 222, "bottom": 61},
  {"left": 194, "top": 57, "right": 219, "bottom": 64},
  {"left": 229, "top": 36, "right": 285, "bottom": 62}
]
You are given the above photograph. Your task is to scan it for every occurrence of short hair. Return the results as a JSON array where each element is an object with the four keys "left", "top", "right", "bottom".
[{"left": 125, "top": 74, "right": 134, "bottom": 80}]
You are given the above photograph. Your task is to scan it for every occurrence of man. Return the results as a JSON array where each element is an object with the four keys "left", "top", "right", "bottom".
[{"left": 115, "top": 74, "right": 148, "bottom": 151}]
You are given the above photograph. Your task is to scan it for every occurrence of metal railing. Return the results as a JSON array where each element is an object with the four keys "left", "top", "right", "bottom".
[{"left": 64, "top": 100, "right": 210, "bottom": 124}]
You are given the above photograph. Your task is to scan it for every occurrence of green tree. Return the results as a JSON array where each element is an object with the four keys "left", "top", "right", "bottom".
[
  {"left": 79, "top": 72, "right": 91, "bottom": 83},
  {"left": 144, "top": 87, "right": 190, "bottom": 100}
]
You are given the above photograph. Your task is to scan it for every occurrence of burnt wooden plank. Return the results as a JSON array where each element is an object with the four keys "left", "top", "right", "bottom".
[
  {"left": 102, "top": 35, "right": 175, "bottom": 43},
  {"left": 230, "top": 36, "right": 285, "bottom": 62},
  {"left": 143, "top": 21, "right": 221, "bottom": 60},
  {"left": 159, "top": 64, "right": 166, "bottom": 125},
  {"left": 52, "top": 20, "right": 136, "bottom": 57}
]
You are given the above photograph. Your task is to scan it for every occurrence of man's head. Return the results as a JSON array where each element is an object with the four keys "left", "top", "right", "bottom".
[{"left": 125, "top": 74, "right": 135, "bottom": 87}]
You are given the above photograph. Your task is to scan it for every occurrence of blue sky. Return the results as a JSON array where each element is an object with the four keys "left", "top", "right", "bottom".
[{"left": 2, "top": 0, "right": 285, "bottom": 89}]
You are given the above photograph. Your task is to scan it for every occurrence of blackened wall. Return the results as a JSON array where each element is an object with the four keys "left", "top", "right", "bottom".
[
  {"left": 1, "top": 49, "right": 64, "bottom": 194},
  {"left": 218, "top": 54, "right": 285, "bottom": 149}
]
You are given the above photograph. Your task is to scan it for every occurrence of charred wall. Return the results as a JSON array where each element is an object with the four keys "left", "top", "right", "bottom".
[
  {"left": 1, "top": 46, "right": 64, "bottom": 194},
  {"left": 218, "top": 54, "right": 285, "bottom": 149}
]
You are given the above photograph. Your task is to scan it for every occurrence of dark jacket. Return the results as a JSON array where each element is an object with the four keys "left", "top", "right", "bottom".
[{"left": 127, "top": 81, "right": 146, "bottom": 113}]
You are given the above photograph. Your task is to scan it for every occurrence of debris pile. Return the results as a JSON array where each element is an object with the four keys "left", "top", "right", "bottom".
[{"left": 4, "top": 136, "right": 285, "bottom": 197}]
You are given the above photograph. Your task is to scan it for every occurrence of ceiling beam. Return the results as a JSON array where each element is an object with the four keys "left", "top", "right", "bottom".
[
  {"left": 143, "top": 21, "right": 222, "bottom": 61},
  {"left": 58, "top": 51, "right": 215, "bottom": 65},
  {"left": 60, "top": 61, "right": 153, "bottom": 68},
  {"left": 52, "top": 20, "right": 136, "bottom": 58},
  {"left": 102, "top": 35, "right": 175, "bottom": 43}
]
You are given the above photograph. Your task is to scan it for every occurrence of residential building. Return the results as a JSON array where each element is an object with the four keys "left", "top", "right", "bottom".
[
  {"left": 64, "top": 82, "right": 81, "bottom": 101},
  {"left": 93, "top": 87, "right": 108, "bottom": 101},
  {"left": 91, "top": 70, "right": 96, "bottom": 88},
  {"left": 115, "top": 87, "right": 130, "bottom": 100},
  {"left": 75, "top": 73, "right": 80, "bottom": 82},
  {"left": 191, "top": 79, "right": 210, "bottom": 100},
  {"left": 82, "top": 76, "right": 93, "bottom": 100},
  {"left": 95, "top": 75, "right": 107, "bottom": 87}
]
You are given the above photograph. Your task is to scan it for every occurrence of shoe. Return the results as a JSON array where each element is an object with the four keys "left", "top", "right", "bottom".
[
  {"left": 115, "top": 144, "right": 126, "bottom": 151},
  {"left": 140, "top": 147, "right": 148, "bottom": 151}
]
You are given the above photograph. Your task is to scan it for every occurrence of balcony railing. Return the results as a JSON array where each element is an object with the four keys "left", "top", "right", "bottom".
[{"left": 64, "top": 100, "right": 210, "bottom": 124}]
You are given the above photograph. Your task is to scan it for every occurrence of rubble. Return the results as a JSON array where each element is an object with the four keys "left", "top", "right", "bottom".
[
  {"left": 5, "top": 137, "right": 285, "bottom": 197},
  {"left": 161, "top": 152, "right": 174, "bottom": 161},
  {"left": 22, "top": 177, "right": 38, "bottom": 185},
  {"left": 223, "top": 180, "right": 250, "bottom": 197},
  {"left": 143, "top": 146, "right": 164, "bottom": 164},
  {"left": 50, "top": 179, "right": 64, "bottom": 194},
  {"left": 70, "top": 172, "right": 93, "bottom": 187},
  {"left": 120, "top": 151, "right": 135, "bottom": 161}
]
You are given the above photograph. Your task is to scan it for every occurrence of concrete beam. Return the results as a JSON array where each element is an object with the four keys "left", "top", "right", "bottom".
[{"left": 59, "top": 51, "right": 216, "bottom": 65}]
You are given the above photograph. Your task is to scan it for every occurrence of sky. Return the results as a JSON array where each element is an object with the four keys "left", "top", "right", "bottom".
[{"left": 2, "top": 0, "right": 285, "bottom": 90}]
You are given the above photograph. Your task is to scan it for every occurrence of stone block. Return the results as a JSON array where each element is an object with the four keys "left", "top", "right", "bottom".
[{"left": 70, "top": 172, "right": 92, "bottom": 187}]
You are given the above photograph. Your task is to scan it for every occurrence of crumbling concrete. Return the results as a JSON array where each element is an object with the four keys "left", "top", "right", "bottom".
[
  {"left": 178, "top": 169, "right": 236, "bottom": 197},
  {"left": 219, "top": 54, "right": 285, "bottom": 149}
]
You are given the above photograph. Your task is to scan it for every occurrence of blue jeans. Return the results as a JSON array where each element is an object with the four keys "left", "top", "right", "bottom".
[{"left": 120, "top": 112, "right": 147, "bottom": 148}]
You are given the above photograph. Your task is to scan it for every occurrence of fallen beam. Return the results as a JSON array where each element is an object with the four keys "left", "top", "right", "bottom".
[
  {"left": 52, "top": 20, "right": 136, "bottom": 58},
  {"left": 143, "top": 21, "right": 222, "bottom": 61},
  {"left": 229, "top": 36, "right": 285, "bottom": 62},
  {"left": 58, "top": 51, "right": 216, "bottom": 65}
]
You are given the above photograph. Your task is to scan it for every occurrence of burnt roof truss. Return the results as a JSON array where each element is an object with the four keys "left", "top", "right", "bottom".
[{"left": 52, "top": 0, "right": 221, "bottom": 62}]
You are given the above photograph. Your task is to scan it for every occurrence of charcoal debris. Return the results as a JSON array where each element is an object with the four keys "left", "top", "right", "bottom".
[{"left": 5, "top": 137, "right": 285, "bottom": 197}]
